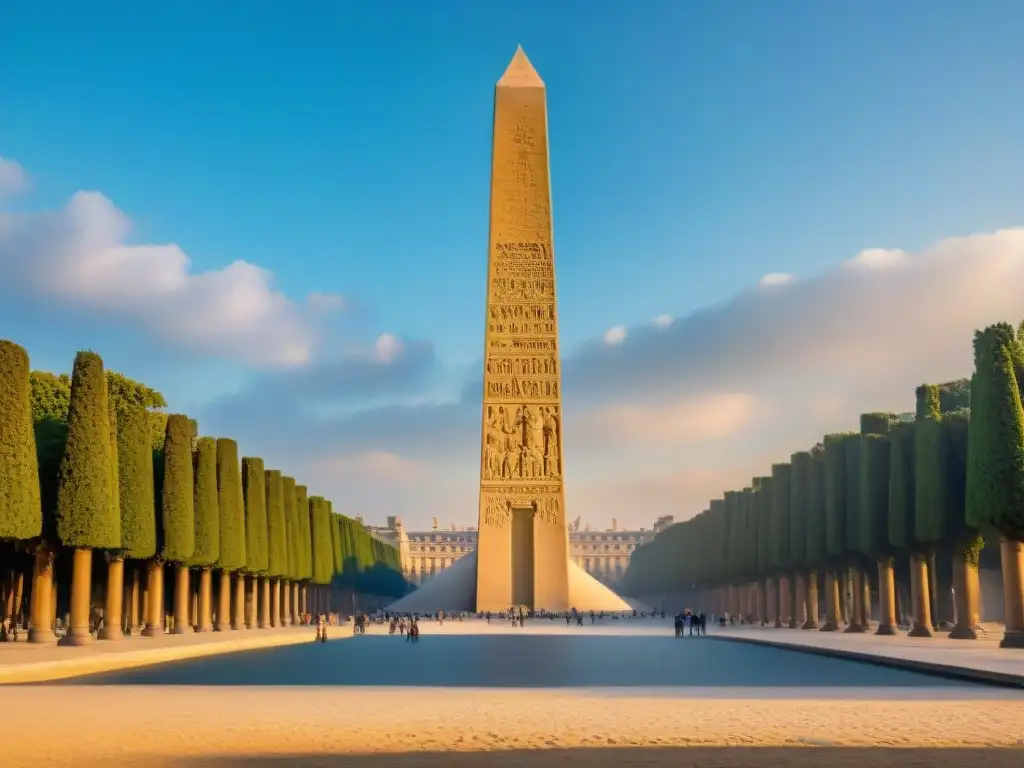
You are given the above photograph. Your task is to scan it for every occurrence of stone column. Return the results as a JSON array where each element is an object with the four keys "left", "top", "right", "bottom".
[
  {"left": 844, "top": 567, "right": 865, "bottom": 633},
  {"left": 60, "top": 548, "right": 93, "bottom": 646},
  {"left": 821, "top": 570, "right": 841, "bottom": 631},
  {"left": 196, "top": 568, "right": 214, "bottom": 632},
  {"left": 98, "top": 557, "right": 124, "bottom": 640},
  {"left": 773, "top": 577, "right": 783, "bottom": 628},
  {"left": 875, "top": 557, "right": 898, "bottom": 635},
  {"left": 232, "top": 572, "right": 246, "bottom": 630},
  {"left": 28, "top": 546, "right": 54, "bottom": 644},
  {"left": 300, "top": 583, "right": 308, "bottom": 618},
  {"left": 998, "top": 537, "right": 1024, "bottom": 649},
  {"left": 909, "top": 553, "right": 933, "bottom": 637},
  {"left": 949, "top": 551, "right": 980, "bottom": 640},
  {"left": 291, "top": 582, "right": 300, "bottom": 624},
  {"left": 803, "top": 571, "right": 820, "bottom": 629},
  {"left": 282, "top": 580, "right": 292, "bottom": 626},
  {"left": 216, "top": 571, "right": 231, "bottom": 631},
  {"left": 172, "top": 564, "right": 191, "bottom": 634},
  {"left": 51, "top": 579, "right": 58, "bottom": 630},
  {"left": 259, "top": 576, "right": 271, "bottom": 628}
]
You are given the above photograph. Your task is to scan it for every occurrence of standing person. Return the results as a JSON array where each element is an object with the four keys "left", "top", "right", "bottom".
[
  {"left": 674, "top": 612, "right": 683, "bottom": 637},
  {"left": 698, "top": 612, "right": 707, "bottom": 636}
]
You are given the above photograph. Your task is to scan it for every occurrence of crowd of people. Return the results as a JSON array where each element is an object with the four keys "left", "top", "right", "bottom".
[{"left": 673, "top": 610, "right": 707, "bottom": 636}]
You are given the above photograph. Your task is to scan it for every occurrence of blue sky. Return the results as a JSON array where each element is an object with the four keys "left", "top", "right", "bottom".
[{"left": 2, "top": 0, "right": 1024, "bottom": 531}]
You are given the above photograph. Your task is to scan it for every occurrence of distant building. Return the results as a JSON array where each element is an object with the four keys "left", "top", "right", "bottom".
[{"left": 364, "top": 516, "right": 672, "bottom": 587}]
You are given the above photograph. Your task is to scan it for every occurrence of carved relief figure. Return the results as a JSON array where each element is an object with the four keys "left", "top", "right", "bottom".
[
  {"left": 542, "top": 406, "right": 561, "bottom": 478},
  {"left": 522, "top": 406, "right": 546, "bottom": 479}
]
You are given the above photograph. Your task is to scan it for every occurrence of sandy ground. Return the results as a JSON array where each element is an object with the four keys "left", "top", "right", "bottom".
[
  {"left": 4, "top": 686, "right": 1022, "bottom": 767},
  {"left": 4, "top": 622, "right": 1023, "bottom": 767}
]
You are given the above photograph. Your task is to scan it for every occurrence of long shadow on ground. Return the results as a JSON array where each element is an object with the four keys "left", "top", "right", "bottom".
[
  {"left": 172, "top": 748, "right": 1024, "bottom": 768},
  {"left": 60, "top": 634, "right": 975, "bottom": 688}
]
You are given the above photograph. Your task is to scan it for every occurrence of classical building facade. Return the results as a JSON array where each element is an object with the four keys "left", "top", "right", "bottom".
[{"left": 363, "top": 515, "right": 674, "bottom": 588}]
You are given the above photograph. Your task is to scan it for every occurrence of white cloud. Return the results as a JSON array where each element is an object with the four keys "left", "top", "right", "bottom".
[
  {"left": 306, "top": 291, "right": 346, "bottom": 313},
  {"left": 603, "top": 325, "right": 627, "bottom": 345},
  {"left": 0, "top": 158, "right": 28, "bottom": 196},
  {"left": 758, "top": 272, "right": 794, "bottom": 287},
  {"left": 588, "top": 393, "right": 761, "bottom": 444},
  {"left": 653, "top": 313, "right": 674, "bottom": 328},
  {"left": 847, "top": 247, "right": 906, "bottom": 268},
  {"left": 0, "top": 187, "right": 317, "bottom": 367},
  {"left": 373, "top": 333, "right": 403, "bottom": 363}
]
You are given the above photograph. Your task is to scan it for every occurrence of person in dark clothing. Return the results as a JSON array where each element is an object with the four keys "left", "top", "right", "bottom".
[
  {"left": 673, "top": 613, "right": 683, "bottom": 637},
  {"left": 698, "top": 612, "right": 707, "bottom": 635}
]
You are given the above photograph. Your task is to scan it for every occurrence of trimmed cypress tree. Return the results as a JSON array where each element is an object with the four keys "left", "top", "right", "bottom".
[
  {"left": 56, "top": 351, "right": 118, "bottom": 549},
  {"left": 282, "top": 476, "right": 299, "bottom": 580},
  {"left": 241, "top": 458, "right": 268, "bottom": 573},
  {"left": 887, "top": 421, "right": 917, "bottom": 554},
  {"left": 160, "top": 415, "right": 195, "bottom": 563},
  {"left": 858, "top": 414, "right": 896, "bottom": 559},
  {"left": 790, "top": 452, "right": 811, "bottom": 570},
  {"left": 0, "top": 340, "right": 42, "bottom": 540},
  {"left": 295, "top": 484, "right": 311, "bottom": 580},
  {"left": 116, "top": 402, "right": 156, "bottom": 559},
  {"left": 966, "top": 323, "right": 1024, "bottom": 538},
  {"left": 264, "top": 470, "right": 287, "bottom": 578},
  {"left": 806, "top": 446, "right": 827, "bottom": 569},
  {"left": 824, "top": 433, "right": 857, "bottom": 560},
  {"left": 309, "top": 496, "right": 333, "bottom": 585},
  {"left": 188, "top": 437, "right": 219, "bottom": 568},
  {"left": 755, "top": 476, "right": 773, "bottom": 581},
  {"left": 769, "top": 463, "right": 792, "bottom": 575},
  {"left": 215, "top": 439, "right": 246, "bottom": 572}
]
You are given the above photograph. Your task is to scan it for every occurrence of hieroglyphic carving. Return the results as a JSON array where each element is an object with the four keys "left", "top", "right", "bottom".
[
  {"left": 486, "top": 378, "right": 558, "bottom": 400},
  {"left": 489, "top": 338, "right": 558, "bottom": 354},
  {"left": 480, "top": 488, "right": 561, "bottom": 529},
  {"left": 489, "top": 304, "right": 555, "bottom": 322},
  {"left": 490, "top": 278, "right": 554, "bottom": 302},
  {"left": 487, "top": 320, "right": 557, "bottom": 336},
  {"left": 486, "top": 357, "right": 558, "bottom": 377},
  {"left": 481, "top": 404, "right": 561, "bottom": 481}
]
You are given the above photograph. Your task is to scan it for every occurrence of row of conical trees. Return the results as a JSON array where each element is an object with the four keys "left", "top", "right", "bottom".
[
  {"left": 621, "top": 321, "right": 1024, "bottom": 649},
  {"left": 0, "top": 340, "right": 406, "bottom": 645}
]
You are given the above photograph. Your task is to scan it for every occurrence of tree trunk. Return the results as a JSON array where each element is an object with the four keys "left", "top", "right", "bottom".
[
  {"left": 291, "top": 582, "right": 300, "bottom": 624},
  {"left": 803, "top": 571, "right": 819, "bottom": 629},
  {"left": 270, "top": 578, "right": 281, "bottom": 627},
  {"left": 875, "top": 557, "right": 898, "bottom": 635},
  {"left": 128, "top": 566, "right": 141, "bottom": 633},
  {"left": 788, "top": 573, "right": 801, "bottom": 628},
  {"left": 98, "top": 557, "right": 124, "bottom": 640},
  {"left": 61, "top": 548, "right": 93, "bottom": 646},
  {"left": 844, "top": 567, "right": 865, "bottom": 632},
  {"left": 196, "top": 568, "right": 213, "bottom": 632},
  {"left": 246, "top": 575, "right": 258, "bottom": 628},
  {"left": 998, "top": 537, "right": 1024, "bottom": 649},
  {"left": 216, "top": 571, "right": 231, "bottom": 631},
  {"left": 949, "top": 550, "right": 980, "bottom": 639},
  {"left": 28, "top": 546, "right": 54, "bottom": 644},
  {"left": 282, "top": 580, "right": 292, "bottom": 626},
  {"left": 232, "top": 572, "right": 246, "bottom": 630},
  {"left": 172, "top": 564, "right": 191, "bottom": 634},
  {"left": 820, "top": 569, "right": 841, "bottom": 631},
  {"left": 909, "top": 552, "right": 933, "bottom": 637},
  {"left": 259, "top": 577, "right": 271, "bottom": 628},
  {"left": 860, "top": 565, "right": 873, "bottom": 629},
  {"left": 142, "top": 560, "right": 164, "bottom": 636}
]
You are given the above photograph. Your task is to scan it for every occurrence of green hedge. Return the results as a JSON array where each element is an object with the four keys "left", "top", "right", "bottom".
[
  {"left": 965, "top": 323, "right": 1024, "bottom": 540},
  {"left": 843, "top": 433, "right": 862, "bottom": 558},
  {"left": 215, "top": 439, "right": 246, "bottom": 571},
  {"left": 0, "top": 341, "right": 42, "bottom": 540},
  {"left": 241, "top": 457, "right": 268, "bottom": 573},
  {"left": 823, "top": 433, "right": 855, "bottom": 558},
  {"left": 56, "top": 351, "right": 119, "bottom": 549},
  {"left": 858, "top": 433, "right": 892, "bottom": 557},
  {"left": 264, "top": 469, "right": 288, "bottom": 578},
  {"left": 160, "top": 414, "right": 195, "bottom": 563},
  {"left": 188, "top": 436, "right": 219, "bottom": 567}
]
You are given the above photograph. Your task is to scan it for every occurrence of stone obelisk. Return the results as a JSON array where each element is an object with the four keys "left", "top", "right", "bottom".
[{"left": 475, "top": 46, "right": 569, "bottom": 612}]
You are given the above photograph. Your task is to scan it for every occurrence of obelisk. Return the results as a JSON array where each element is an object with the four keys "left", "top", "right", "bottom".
[{"left": 475, "top": 46, "right": 569, "bottom": 612}]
